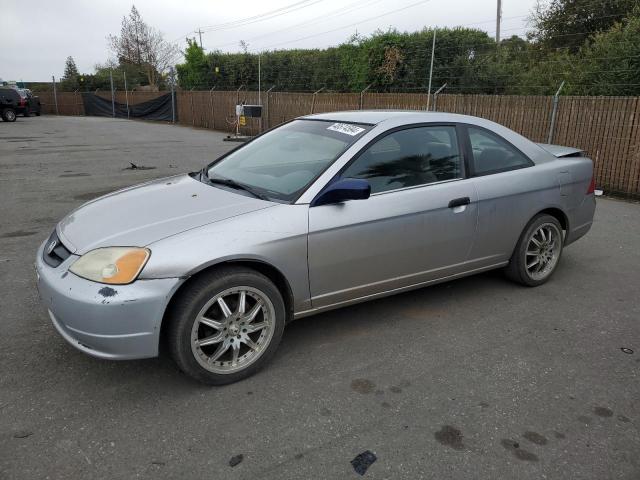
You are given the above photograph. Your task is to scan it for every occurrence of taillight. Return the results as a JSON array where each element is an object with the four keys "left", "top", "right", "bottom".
[{"left": 587, "top": 175, "right": 596, "bottom": 194}]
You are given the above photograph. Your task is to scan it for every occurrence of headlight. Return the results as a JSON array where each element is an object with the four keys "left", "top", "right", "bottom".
[{"left": 69, "top": 247, "right": 150, "bottom": 285}]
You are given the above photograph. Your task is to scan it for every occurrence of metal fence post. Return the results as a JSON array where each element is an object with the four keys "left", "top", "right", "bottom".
[
  {"left": 209, "top": 86, "right": 216, "bottom": 130},
  {"left": 52, "top": 75, "right": 59, "bottom": 115},
  {"left": 190, "top": 87, "right": 195, "bottom": 126},
  {"left": 109, "top": 70, "right": 115, "bottom": 117},
  {"left": 123, "top": 72, "right": 130, "bottom": 119},
  {"left": 265, "top": 85, "right": 275, "bottom": 130},
  {"left": 168, "top": 66, "right": 176, "bottom": 124},
  {"left": 547, "top": 81, "right": 565, "bottom": 144},
  {"left": 359, "top": 84, "right": 373, "bottom": 110},
  {"left": 74, "top": 89, "right": 79, "bottom": 116},
  {"left": 170, "top": 84, "right": 175, "bottom": 123},
  {"left": 432, "top": 83, "right": 447, "bottom": 111},
  {"left": 236, "top": 85, "right": 245, "bottom": 105},
  {"left": 426, "top": 28, "right": 437, "bottom": 110},
  {"left": 310, "top": 87, "right": 325, "bottom": 114},
  {"left": 258, "top": 53, "right": 262, "bottom": 106}
]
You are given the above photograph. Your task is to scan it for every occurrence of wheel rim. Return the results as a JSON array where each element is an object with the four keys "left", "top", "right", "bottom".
[
  {"left": 525, "top": 222, "right": 562, "bottom": 281},
  {"left": 190, "top": 286, "right": 276, "bottom": 374},
  {"left": 6, "top": 110, "right": 15, "bottom": 121}
]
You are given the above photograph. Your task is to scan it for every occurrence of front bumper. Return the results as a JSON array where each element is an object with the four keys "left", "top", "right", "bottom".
[{"left": 35, "top": 240, "right": 183, "bottom": 360}]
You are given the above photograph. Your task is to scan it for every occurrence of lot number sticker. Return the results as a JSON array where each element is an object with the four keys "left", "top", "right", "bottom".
[{"left": 327, "top": 123, "right": 365, "bottom": 136}]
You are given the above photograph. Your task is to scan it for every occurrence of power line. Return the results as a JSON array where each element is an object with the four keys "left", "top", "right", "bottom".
[
  {"left": 199, "top": 0, "right": 318, "bottom": 30},
  {"left": 171, "top": 0, "right": 322, "bottom": 42},
  {"left": 262, "top": 0, "right": 434, "bottom": 49},
  {"left": 210, "top": 0, "right": 387, "bottom": 50},
  {"left": 201, "top": 0, "right": 324, "bottom": 33}
]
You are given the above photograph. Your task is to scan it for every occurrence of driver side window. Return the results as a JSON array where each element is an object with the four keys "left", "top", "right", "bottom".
[{"left": 341, "top": 126, "right": 462, "bottom": 194}]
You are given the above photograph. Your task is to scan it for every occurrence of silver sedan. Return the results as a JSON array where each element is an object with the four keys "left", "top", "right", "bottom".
[{"left": 35, "top": 111, "right": 596, "bottom": 384}]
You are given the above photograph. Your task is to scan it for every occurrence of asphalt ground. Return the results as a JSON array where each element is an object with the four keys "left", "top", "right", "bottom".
[{"left": 1, "top": 116, "right": 639, "bottom": 479}]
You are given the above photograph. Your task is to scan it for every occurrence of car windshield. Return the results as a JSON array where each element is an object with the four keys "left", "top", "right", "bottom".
[{"left": 206, "top": 119, "right": 371, "bottom": 202}]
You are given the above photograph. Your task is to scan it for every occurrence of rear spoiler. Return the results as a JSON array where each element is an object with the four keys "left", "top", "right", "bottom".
[{"left": 536, "top": 143, "right": 584, "bottom": 158}]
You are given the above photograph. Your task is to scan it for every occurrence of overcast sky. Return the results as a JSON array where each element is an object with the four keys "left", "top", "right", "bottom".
[{"left": 2, "top": 0, "right": 537, "bottom": 82}]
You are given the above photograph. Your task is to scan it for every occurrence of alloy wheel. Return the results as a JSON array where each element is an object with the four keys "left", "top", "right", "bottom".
[
  {"left": 525, "top": 222, "right": 562, "bottom": 281},
  {"left": 190, "top": 286, "right": 275, "bottom": 374}
]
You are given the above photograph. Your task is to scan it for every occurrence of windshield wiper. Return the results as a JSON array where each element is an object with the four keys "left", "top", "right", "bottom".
[{"left": 206, "top": 175, "right": 269, "bottom": 201}]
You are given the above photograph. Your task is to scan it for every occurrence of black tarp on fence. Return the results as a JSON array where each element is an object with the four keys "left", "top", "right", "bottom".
[{"left": 81, "top": 92, "right": 175, "bottom": 121}]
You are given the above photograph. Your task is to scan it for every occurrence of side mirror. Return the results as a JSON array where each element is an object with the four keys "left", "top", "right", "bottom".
[{"left": 311, "top": 178, "right": 371, "bottom": 207}]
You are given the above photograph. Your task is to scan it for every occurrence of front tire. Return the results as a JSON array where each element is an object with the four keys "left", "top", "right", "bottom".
[
  {"left": 505, "top": 214, "right": 564, "bottom": 287},
  {"left": 166, "top": 266, "right": 286, "bottom": 385},
  {"left": 2, "top": 108, "right": 16, "bottom": 122}
]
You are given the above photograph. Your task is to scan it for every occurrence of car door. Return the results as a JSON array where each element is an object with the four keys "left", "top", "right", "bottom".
[
  {"left": 307, "top": 124, "right": 478, "bottom": 309},
  {"left": 462, "top": 125, "right": 537, "bottom": 264}
]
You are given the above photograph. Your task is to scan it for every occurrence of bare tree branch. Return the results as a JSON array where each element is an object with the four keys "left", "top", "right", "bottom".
[{"left": 108, "top": 6, "right": 179, "bottom": 87}]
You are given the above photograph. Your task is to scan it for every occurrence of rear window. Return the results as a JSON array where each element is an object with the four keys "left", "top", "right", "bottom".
[
  {"left": 468, "top": 127, "right": 533, "bottom": 175},
  {"left": 0, "top": 89, "right": 19, "bottom": 101}
]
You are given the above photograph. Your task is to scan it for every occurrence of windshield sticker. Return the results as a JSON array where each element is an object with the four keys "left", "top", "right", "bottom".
[{"left": 327, "top": 123, "right": 365, "bottom": 136}]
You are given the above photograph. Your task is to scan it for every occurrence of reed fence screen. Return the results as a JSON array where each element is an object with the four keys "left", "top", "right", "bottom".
[{"left": 34, "top": 90, "right": 640, "bottom": 197}]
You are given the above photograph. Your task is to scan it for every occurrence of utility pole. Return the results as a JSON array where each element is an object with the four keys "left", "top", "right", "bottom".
[
  {"left": 426, "top": 28, "right": 437, "bottom": 111},
  {"left": 496, "top": 0, "right": 502, "bottom": 44},
  {"left": 195, "top": 28, "right": 204, "bottom": 49},
  {"left": 258, "top": 53, "right": 262, "bottom": 105}
]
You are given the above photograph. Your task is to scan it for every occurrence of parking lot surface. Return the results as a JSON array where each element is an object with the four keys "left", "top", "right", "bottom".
[{"left": 1, "top": 116, "right": 639, "bottom": 479}]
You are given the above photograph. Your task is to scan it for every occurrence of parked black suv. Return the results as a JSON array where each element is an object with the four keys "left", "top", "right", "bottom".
[{"left": 0, "top": 87, "right": 41, "bottom": 121}]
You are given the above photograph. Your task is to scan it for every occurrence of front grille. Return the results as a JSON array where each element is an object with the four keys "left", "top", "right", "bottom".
[{"left": 42, "top": 230, "right": 71, "bottom": 267}]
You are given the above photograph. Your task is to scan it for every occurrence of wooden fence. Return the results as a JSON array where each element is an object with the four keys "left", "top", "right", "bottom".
[{"left": 34, "top": 90, "right": 640, "bottom": 197}]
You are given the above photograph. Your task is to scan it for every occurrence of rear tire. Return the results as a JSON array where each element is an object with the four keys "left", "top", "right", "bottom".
[
  {"left": 2, "top": 108, "right": 16, "bottom": 122},
  {"left": 166, "top": 266, "right": 286, "bottom": 385},
  {"left": 505, "top": 214, "right": 564, "bottom": 287}
]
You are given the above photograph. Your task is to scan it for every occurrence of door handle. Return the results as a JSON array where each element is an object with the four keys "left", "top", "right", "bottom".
[{"left": 448, "top": 197, "right": 471, "bottom": 209}]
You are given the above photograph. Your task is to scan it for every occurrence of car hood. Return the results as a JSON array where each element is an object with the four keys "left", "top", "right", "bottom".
[{"left": 57, "top": 174, "right": 273, "bottom": 254}]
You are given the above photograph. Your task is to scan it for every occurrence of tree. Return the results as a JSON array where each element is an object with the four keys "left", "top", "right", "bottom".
[
  {"left": 176, "top": 39, "right": 210, "bottom": 89},
  {"left": 108, "top": 5, "right": 178, "bottom": 88},
  {"left": 168, "top": 5, "right": 639, "bottom": 97},
  {"left": 61, "top": 56, "right": 79, "bottom": 91},
  {"left": 571, "top": 12, "right": 640, "bottom": 95},
  {"left": 93, "top": 62, "right": 149, "bottom": 91},
  {"left": 529, "top": 0, "right": 638, "bottom": 52}
]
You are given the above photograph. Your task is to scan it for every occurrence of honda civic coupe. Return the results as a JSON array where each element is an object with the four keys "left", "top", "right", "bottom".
[{"left": 35, "top": 111, "right": 596, "bottom": 384}]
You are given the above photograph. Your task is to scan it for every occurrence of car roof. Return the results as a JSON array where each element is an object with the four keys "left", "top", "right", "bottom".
[
  {"left": 299, "top": 109, "right": 554, "bottom": 166},
  {"left": 300, "top": 110, "right": 489, "bottom": 126}
]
